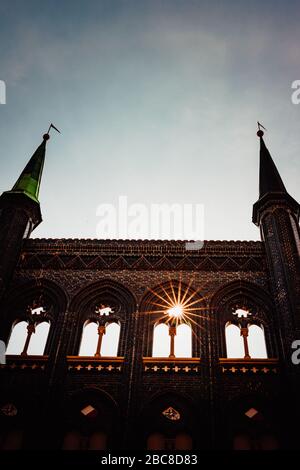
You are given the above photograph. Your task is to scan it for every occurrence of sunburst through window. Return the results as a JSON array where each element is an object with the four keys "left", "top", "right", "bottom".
[
  {"left": 147, "top": 280, "right": 206, "bottom": 358},
  {"left": 148, "top": 280, "right": 206, "bottom": 326}
]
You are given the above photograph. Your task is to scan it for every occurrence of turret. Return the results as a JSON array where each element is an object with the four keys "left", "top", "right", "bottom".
[
  {"left": 0, "top": 133, "right": 49, "bottom": 297},
  {"left": 253, "top": 128, "right": 300, "bottom": 358}
]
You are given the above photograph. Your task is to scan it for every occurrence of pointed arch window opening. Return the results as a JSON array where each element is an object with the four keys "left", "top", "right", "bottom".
[
  {"left": 147, "top": 280, "right": 205, "bottom": 358},
  {"left": 153, "top": 321, "right": 192, "bottom": 358},
  {"left": 26, "top": 321, "right": 50, "bottom": 356},
  {"left": 79, "top": 321, "right": 120, "bottom": 357},
  {"left": 248, "top": 324, "right": 268, "bottom": 359},
  {"left": 100, "top": 322, "right": 120, "bottom": 357},
  {"left": 226, "top": 307, "right": 268, "bottom": 359}
]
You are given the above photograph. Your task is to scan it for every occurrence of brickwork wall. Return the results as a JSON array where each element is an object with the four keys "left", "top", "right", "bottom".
[{"left": 0, "top": 237, "right": 296, "bottom": 449}]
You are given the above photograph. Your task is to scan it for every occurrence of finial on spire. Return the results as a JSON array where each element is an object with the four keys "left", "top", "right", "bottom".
[
  {"left": 257, "top": 121, "right": 267, "bottom": 137},
  {"left": 43, "top": 123, "right": 61, "bottom": 141}
]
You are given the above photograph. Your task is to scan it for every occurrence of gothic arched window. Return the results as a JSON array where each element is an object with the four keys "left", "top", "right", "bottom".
[
  {"left": 79, "top": 322, "right": 98, "bottom": 356},
  {"left": 248, "top": 324, "right": 268, "bottom": 359},
  {"left": 152, "top": 322, "right": 192, "bottom": 358},
  {"left": 174, "top": 323, "right": 192, "bottom": 358},
  {"left": 79, "top": 321, "right": 120, "bottom": 357},
  {"left": 27, "top": 321, "right": 50, "bottom": 355},
  {"left": 100, "top": 322, "right": 120, "bottom": 357},
  {"left": 6, "top": 320, "right": 50, "bottom": 356},
  {"left": 225, "top": 309, "right": 268, "bottom": 359},
  {"left": 5, "top": 321, "right": 28, "bottom": 355},
  {"left": 225, "top": 323, "right": 244, "bottom": 358},
  {"left": 152, "top": 323, "right": 170, "bottom": 358}
]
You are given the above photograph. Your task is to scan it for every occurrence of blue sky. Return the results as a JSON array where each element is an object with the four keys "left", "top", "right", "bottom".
[{"left": 0, "top": 0, "right": 299, "bottom": 240}]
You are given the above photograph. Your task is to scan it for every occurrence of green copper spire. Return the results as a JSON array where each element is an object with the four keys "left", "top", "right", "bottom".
[{"left": 10, "top": 134, "right": 49, "bottom": 204}]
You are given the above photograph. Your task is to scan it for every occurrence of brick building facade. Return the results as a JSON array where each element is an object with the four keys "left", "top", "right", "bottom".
[{"left": 0, "top": 130, "right": 299, "bottom": 450}]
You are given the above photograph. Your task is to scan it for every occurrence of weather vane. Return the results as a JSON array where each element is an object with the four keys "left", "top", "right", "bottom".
[
  {"left": 257, "top": 121, "right": 266, "bottom": 137},
  {"left": 47, "top": 123, "right": 60, "bottom": 134},
  {"left": 43, "top": 123, "right": 61, "bottom": 141}
]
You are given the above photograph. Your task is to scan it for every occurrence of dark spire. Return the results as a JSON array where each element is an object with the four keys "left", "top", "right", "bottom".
[
  {"left": 8, "top": 133, "right": 50, "bottom": 204},
  {"left": 257, "top": 131, "right": 286, "bottom": 198},
  {"left": 253, "top": 128, "right": 300, "bottom": 225}
]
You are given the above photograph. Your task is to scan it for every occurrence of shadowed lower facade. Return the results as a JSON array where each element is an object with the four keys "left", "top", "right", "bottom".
[{"left": 0, "top": 130, "right": 299, "bottom": 450}]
